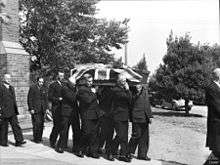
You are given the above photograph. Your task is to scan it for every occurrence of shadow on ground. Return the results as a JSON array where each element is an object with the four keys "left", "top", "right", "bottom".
[
  {"left": 153, "top": 111, "right": 204, "bottom": 118},
  {"left": 159, "top": 159, "right": 187, "bottom": 165}
]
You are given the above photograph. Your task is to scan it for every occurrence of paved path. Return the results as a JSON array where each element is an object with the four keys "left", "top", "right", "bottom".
[
  {"left": 0, "top": 123, "right": 165, "bottom": 165},
  {"left": 0, "top": 106, "right": 209, "bottom": 165}
]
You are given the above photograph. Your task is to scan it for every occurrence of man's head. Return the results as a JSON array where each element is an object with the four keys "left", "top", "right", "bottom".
[
  {"left": 213, "top": 68, "right": 220, "bottom": 81},
  {"left": 83, "top": 74, "right": 93, "bottom": 87},
  {"left": 135, "top": 84, "right": 143, "bottom": 93},
  {"left": 37, "top": 77, "right": 44, "bottom": 87},
  {"left": 117, "top": 74, "right": 127, "bottom": 86},
  {"left": 69, "top": 76, "right": 76, "bottom": 85},
  {"left": 3, "top": 74, "right": 11, "bottom": 84},
  {"left": 57, "top": 71, "right": 64, "bottom": 81}
]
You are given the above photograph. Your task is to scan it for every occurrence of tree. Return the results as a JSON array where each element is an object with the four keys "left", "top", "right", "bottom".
[
  {"left": 19, "top": 0, "right": 129, "bottom": 78},
  {"left": 150, "top": 31, "right": 214, "bottom": 114},
  {"left": 0, "top": 0, "right": 11, "bottom": 24},
  {"left": 133, "top": 53, "right": 150, "bottom": 83}
]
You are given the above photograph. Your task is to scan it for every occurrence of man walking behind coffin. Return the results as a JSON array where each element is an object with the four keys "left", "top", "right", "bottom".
[
  {"left": 97, "top": 86, "right": 114, "bottom": 161},
  {"left": 128, "top": 84, "right": 153, "bottom": 161},
  {"left": 0, "top": 74, "right": 26, "bottom": 147},
  {"left": 48, "top": 71, "right": 66, "bottom": 148},
  {"left": 27, "top": 77, "right": 48, "bottom": 143},
  {"left": 76, "top": 74, "right": 104, "bottom": 158},
  {"left": 110, "top": 74, "right": 132, "bottom": 162},
  {"left": 203, "top": 68, "right": 220, "bottom": 163},
  {"left": 55, "top": 76, "right": 81, "bottom": 155}
]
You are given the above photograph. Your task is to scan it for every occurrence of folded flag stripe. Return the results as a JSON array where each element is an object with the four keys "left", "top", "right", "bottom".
[{"left": 70, "top": 63, "right": 143, "bottom": 84}]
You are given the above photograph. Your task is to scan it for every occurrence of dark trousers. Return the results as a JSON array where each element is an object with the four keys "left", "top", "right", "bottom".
[
  {"left": 111, "top": 120, "right": 129, "bottom": 156},
  {"left": 49, "top": 105, "right": 62, "bottom": 145},
  {"left": 99, "top": 116, "right": 114, "bottom": 154},
  {"left": 31, "top": 113, "right": 44, "bottom": 142},
  {"left": 128, "top": 122, "right": 149, "bottom": 158},
  {"left": 57, "top": 114, "right": 81, "bottom": 151},
  {"left": 0, "top": 115, "right": 23, "bottom": 145},
  {"left": 79, "top": 119, "right": 99, "bottom": 154}
]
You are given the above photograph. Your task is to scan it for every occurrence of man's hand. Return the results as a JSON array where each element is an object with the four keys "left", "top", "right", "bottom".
[
  {"left": 124, "top": 82, "right": 129, "bottom": 90},
  {"left": 91, "top": 88, "right": 96, "bottom": 93},
  {"left": 46, "top": 109, "right": 50, "bottom": 113},
  {"left": 30, "top": 110, "right": 35, "bottom": 114}
]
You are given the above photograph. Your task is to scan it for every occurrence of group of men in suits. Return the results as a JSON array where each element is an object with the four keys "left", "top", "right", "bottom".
[
  {"left": 0, "top": 71, "right": 153, "bottom": 163},
  {"left": 27, "top": 70, "right": 153, "bottom": 162},
  {"left": 29, "top": 70, "right": 153, "bottom": 163}
]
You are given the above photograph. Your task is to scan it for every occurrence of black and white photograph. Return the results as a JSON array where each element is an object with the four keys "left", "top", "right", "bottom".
[{"left": 0, "top": 0, "right": 219, "bottom": 165}]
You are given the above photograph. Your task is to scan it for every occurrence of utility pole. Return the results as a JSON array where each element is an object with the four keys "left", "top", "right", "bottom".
[
  {"left": 123, "top": 19, "right": 129, "bottom": 66},
  {"left": 124, "top": 43, "right": 128, "bottom": 65}
]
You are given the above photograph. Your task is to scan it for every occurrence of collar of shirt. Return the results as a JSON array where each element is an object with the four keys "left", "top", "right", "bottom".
[
  {"left": 57, "top": 80, "right": 62, "bottom": 86},
  {"left": 3, "top": 83, "right": 10, "bottom": 89},
  {"left": 214, "top": 81, "right": 220, "bottom": 88}
]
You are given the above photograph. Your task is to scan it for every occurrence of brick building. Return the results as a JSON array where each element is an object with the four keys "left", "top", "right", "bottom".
[{"left": 0, "top": 0, "right": 30, "bottom": 123}]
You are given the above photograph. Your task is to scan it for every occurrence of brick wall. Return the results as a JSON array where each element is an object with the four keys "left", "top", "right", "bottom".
[
  {"left": 0, "top": 0, "right": 31, "bottom": 123},
  {"left": 7, "top": 53, "right": 30, "bottom": 115},
  {"left": 0, "top": 0, "right": 19, "bottom": 42}
]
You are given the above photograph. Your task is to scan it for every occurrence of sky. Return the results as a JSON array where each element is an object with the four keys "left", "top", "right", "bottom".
[{"left": 95, "top": 0, "right": 219, "bottom": 74}]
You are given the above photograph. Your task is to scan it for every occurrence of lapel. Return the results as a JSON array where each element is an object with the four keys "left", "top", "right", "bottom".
[
  {"left": 2, "top": 84, "right": 14, "bottom": 99},
  {"left": 211, "top": 81, "right": 220, "bottom": 92}
]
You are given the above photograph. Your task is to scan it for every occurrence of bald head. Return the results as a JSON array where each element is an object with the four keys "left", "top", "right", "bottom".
[
  {"left": 3, "top": 74, "right": 11, "bottom": 84},
  {"left": 213, "top": 68, "right": 220, "bottom": 81},
  {"left": 117, "top": 74, "right": 127, "bottom": 86}
]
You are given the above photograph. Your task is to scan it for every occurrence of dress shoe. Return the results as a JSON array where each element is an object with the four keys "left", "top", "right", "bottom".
[
  {"left": 50, "top": 141, "right": 55, "bottom": 148},
  {"left": 33, "top": 139, "right": 42, "bottom": 143},
  {"left": 75, "top": 151, "right": 84, "bottom": 158},
  {"left": 55, "top": 147, "right": 64, "bottom": 153},
  {"left": 15, "top": 140, "right": 26, "bottom": 147},
  {"left": 0, "top": 143, "right": 8, "bottom": 147},
  {"left": 106, "top": 154, "right": 115, "bottom": 161},
  {"left": 118, "top": 156, "right": 131, "bottom": 162},
  {"left": 137, "top": 156, "right": 151, "bottom": 161},
  {"left": 87, "top": 153, "right": 100, "bottom": 159},
  {"left": 127, "top": 154, "right": 132, "bottom": 159},
  {"left": 98, "top": 148, "right": 104, "bottom": 154}
]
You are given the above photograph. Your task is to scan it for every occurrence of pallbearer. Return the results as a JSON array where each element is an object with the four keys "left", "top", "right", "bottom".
[
  {"left": 55, "top": 76, "right": 81, "bottom": 154},
  {"left": 76, "top": 74, "right": 104, "bottom": 158},
  {"left": 128, "top": 84, "right": 153, "bottom": 161},
  {"left": 110, "top": 74, "right": 132, "bottom": 162}
]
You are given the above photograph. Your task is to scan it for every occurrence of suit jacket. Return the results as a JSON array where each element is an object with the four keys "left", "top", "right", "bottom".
[
  {"left": 27, "top": 84, "right": 48, "bottom": 114},
  {"left": 0, "top": 83, "right": 18, "bottom": 118},
  {"left": 61, "top": 81, "right": 79, "bottom": 117},
  {"left": 111, "top": 86, "right": 132, "bottom": 121},
  {"left": 131, "top": 86, "right": 153, "bottom": 123},
  {"left": 97, "top": 86, "right": 113, "bottom": 117},
  {"left": 77, "top": 85, "right": 102, "bottom": 120},
  {"left": 48, "top": 81, "right": 63, "bottom": 106},
  {"left": 204, "top": 81, "right": 220, "bottom": 152}
]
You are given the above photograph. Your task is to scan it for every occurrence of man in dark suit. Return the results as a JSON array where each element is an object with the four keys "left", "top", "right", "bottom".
[
  {"left": 97, "top": 86, "right": 115, "bottom": 161},
  {"left": 203, "top": 68, "right": 220, "bottom": 162},
  {"left": 55, "top": 77, "right": 81, "bottom": 155},
  {"left": 128, "top": 84, "right": 153, "bottom": 161},
  {"left": 48, "top": 71, "right": 66, "bottom": 148},
  {"left": 76, "top": 74, "right": 104, "bottom": 158},
  {"left": 110, "top": 74, "right": 132, "bottom": 162},
  {"left": 28, "top": 77, "right": 48, "bottom": 143},
  {"left": 0, "top": 74, "right": 26, "bottom": 147}
]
